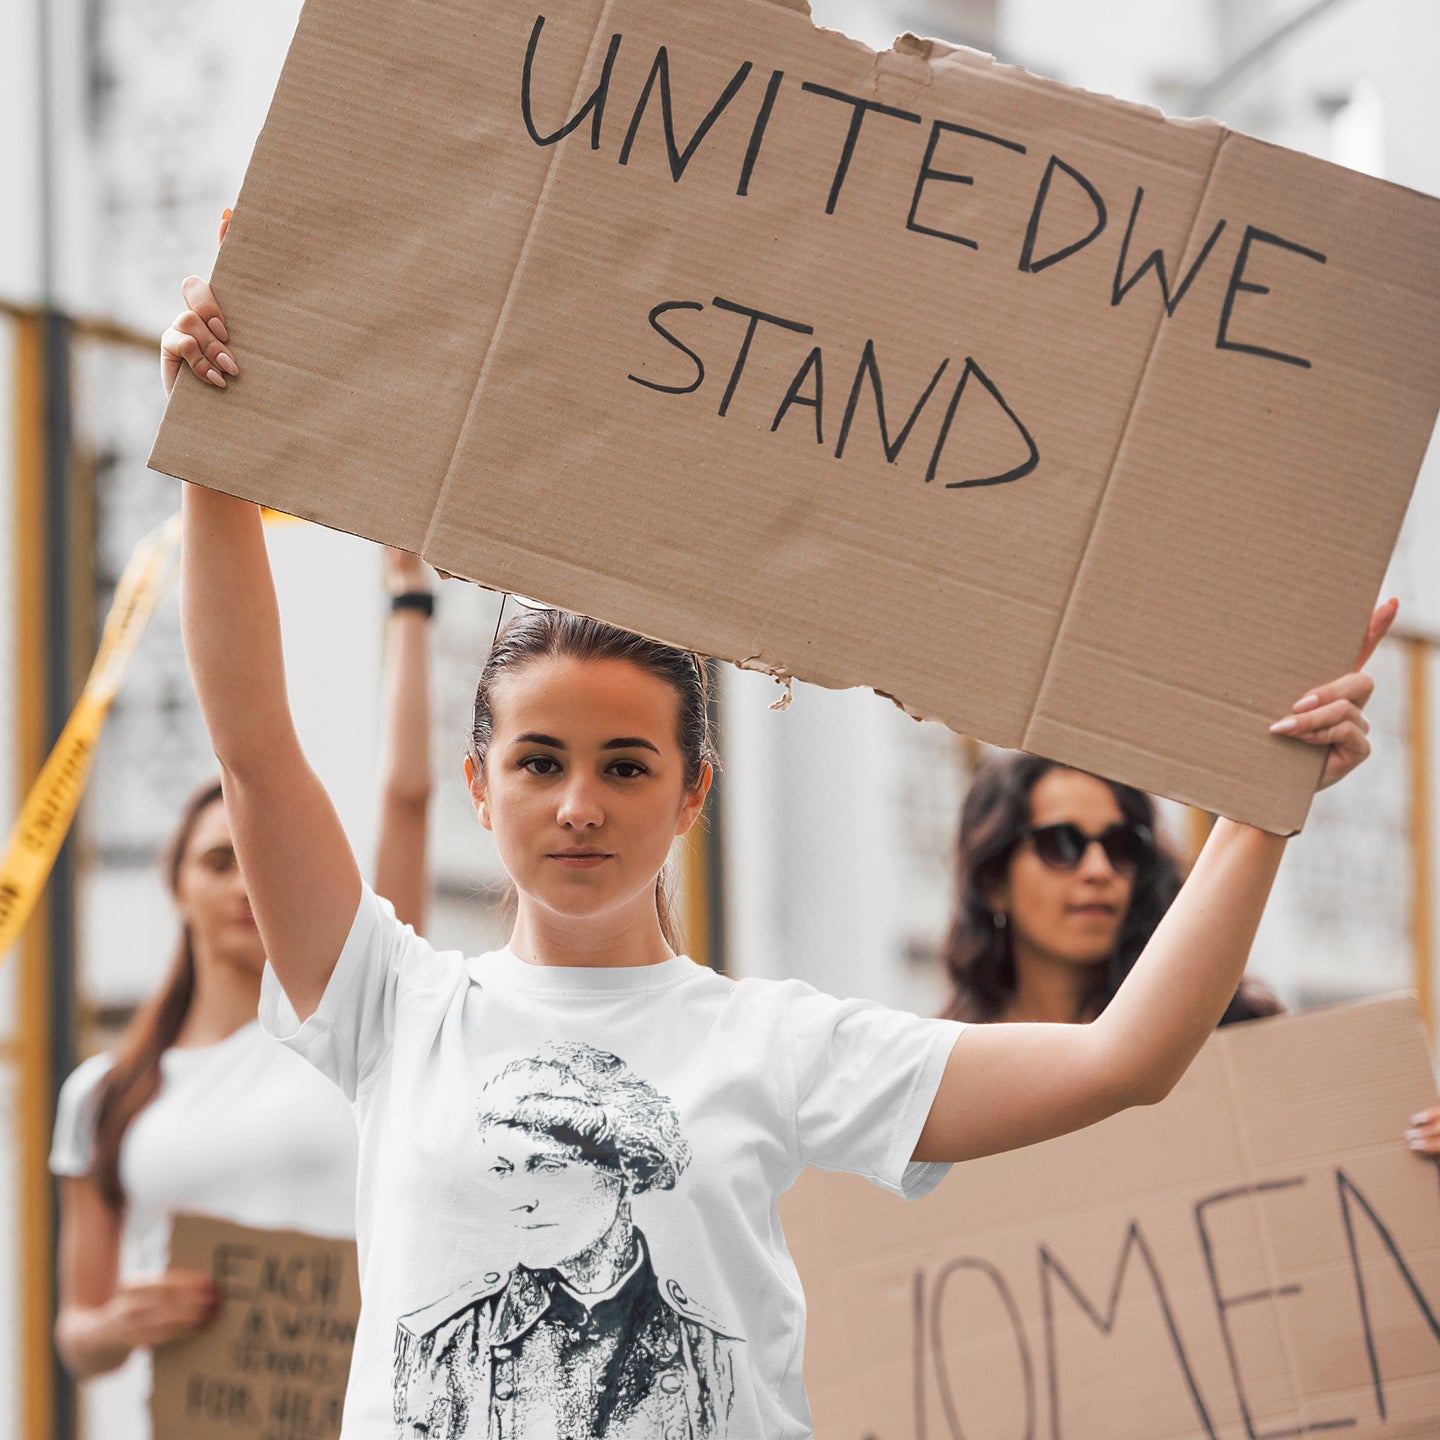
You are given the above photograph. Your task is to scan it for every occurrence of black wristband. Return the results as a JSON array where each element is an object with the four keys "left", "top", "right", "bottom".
[{"left": 390, "top": 590, "right": 435, "bottom": 618}]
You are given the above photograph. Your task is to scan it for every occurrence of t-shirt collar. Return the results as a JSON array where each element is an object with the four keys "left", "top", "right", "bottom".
[{"left": 466, "top": 950, "right": 703, "bottom": 995}]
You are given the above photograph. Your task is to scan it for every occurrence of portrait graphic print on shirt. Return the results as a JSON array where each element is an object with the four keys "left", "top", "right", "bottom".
[{"left": 392, "top": 1042, "right": 742, "bottom": 1439}]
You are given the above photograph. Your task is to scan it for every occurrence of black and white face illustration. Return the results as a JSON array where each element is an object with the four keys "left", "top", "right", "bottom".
[
  {"left": 477, "top": 1122, "right": 627, "bottom": 1270},
  {"left": 395, "top": 1043, "right": 740, "bottom": 1440}
]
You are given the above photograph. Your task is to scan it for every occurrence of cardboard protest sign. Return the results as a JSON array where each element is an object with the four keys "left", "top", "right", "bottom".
[
  {"left": 152, "top": 1215, "right": 360, "bottom": 1440},
  {"left": 781, "top": 995, "right": 1440, "bottom": 1440},
  {"left": 149, "top": 0, "right": 1440, "bottom": 832}
]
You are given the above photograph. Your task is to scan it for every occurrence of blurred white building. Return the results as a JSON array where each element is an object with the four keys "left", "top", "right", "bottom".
[{"left": 1, "top": 2, "right": 1437, "bottom": 1437}]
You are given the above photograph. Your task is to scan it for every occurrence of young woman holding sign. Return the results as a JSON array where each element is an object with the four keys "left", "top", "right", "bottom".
[
  {"left": 163, "top": 268, "right": 1389, "bottom": 1440},
  {"left": 49, "top": 539, "right": 437, "bottom": 1439}
]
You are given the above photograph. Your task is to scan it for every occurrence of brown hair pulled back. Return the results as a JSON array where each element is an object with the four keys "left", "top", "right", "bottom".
[
  {"left": 89, "top": 780, "right": 224, "bottom": 1211},
  {"left": 469, "top": 609, "right": 716, "bottom": 953},
  {"left": 939, "top": 754, "right": 1279, "bottom": 1026}
]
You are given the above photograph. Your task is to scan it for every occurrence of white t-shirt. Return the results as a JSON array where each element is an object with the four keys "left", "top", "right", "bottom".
[
  {"left": 50, "top": 1020, "right": 360, "bottom": 1440},
  {"left": 260, "top": 885, "right": 964, "bottom": 1440}
]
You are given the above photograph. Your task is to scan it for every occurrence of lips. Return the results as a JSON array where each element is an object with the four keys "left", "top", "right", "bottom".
[{"left": 548, "top": 850, "right": 612, "bottom": 869}]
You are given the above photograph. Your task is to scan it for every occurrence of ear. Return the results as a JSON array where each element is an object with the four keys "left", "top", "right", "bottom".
[
  {"left": 463, "top": 755, "right": 492, "bottom": 832},
  {"left": 675, "top": 761, "right": 713, "bottom": 837}
]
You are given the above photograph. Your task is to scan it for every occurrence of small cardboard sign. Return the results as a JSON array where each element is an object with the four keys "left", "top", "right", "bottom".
[
  {"left": 781, "top": 995, "right": 1440, "bottom": 1440},
  {"left": 152, "top": 1216, "right": 360, "bottom": 1440},
  {"left": 148, "top": 0, "right": 1440, "bottom": 833}
]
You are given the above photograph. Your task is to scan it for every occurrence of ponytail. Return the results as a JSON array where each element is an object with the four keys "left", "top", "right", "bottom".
[{"left": 656, "top": 872, "right": 682, "bottom": 955}]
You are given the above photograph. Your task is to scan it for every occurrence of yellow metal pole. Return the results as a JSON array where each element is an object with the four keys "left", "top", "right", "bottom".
[
  {"left": 680, "top": 823, "right": 714, "bottom": 970},
  {"left": 678, "top": 667, "right": 724, "bottom": 971},
  {"left": 14, "top": 312, "right": 56, "bottom": 1440},
  {"left": 1186, "top": 806, "right": 1215, "bottom": 866},
  {"left": 1408, "top": 637, "right": 1434, "bottom": 1040}
]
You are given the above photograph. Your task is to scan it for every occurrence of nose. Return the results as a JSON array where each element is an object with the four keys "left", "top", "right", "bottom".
[
  {"left": 1075, "top": 839, "right": 1118, "bottom": 880},
  {"left": 556, "top": 773, "right": 604, "bottom": 830}
]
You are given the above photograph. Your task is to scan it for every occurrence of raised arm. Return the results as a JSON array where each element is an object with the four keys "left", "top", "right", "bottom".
[
  {"left": 914, "top": 600, "right": 1396, "bottom": 1163},
  {"left": 167, "top": 275, "right": 361, "bottom": 1019},
  {"left": 373, "top": 547, "right": 434, "bottom": 931}
]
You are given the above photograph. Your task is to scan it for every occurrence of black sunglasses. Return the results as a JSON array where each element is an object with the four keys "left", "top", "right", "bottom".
[{"left": 1021, "top": 821, "right": 1153, "bottom": 874}]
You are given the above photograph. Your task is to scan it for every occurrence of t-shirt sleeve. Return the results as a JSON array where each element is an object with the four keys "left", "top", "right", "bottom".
[
  {"left": 50, "top": 1053, "right": 115, "bottom": 1178},
  {"left": 259, "top": 882, "right": 428, "bottom": 1102},
  {"left": 784, "top": 984, "right": 965, "bottom": 1200}
]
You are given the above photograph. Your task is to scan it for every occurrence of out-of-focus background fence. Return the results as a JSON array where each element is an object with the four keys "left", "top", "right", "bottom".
[{"left": 2, "top": 2, "right": 1437, "bottom": 1438}]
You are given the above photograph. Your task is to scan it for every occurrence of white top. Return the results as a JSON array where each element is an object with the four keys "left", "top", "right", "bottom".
[
  {"left": 50, "top": 1019, "right": 360, "bottom": 1440},
  {"left": 261, "top": 885, "right": 964, "bottom": 1440}
]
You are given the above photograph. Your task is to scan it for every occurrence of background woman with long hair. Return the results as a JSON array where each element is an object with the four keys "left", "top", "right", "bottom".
[
  {"left": 936, "top": 754, "right": 1440, "bottom": 1162},
  {"left": 48, "top": 542, "right": 436, "bottom": 1437},
  {"left": 940, "top": 753, "right": 1281, "bottom": 1027}
]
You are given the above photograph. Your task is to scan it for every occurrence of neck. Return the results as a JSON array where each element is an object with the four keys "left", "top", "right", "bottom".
[
  {"left": 509, "top": 896, "right": 674, "bottom": 970},
  {"left": 1001, "top": 941, "right": 1099, "bottom": 1025},
  {"left": 557, "top": 1212, "right": 638, "bottom": 1294},
  {"left": 173, "top": 942, "right": 263, "bottom": 1048}
]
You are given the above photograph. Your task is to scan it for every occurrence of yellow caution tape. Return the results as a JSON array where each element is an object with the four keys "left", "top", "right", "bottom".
[{"left": 0, "top": 506, "right": 300, "bottom": 959}]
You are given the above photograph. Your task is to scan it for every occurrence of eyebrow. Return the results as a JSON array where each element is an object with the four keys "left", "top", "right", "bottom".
[{"left": 512, "top": 732, "right": 661, "bottom": 756}]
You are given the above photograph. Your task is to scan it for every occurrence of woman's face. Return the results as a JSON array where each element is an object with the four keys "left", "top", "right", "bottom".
[
  {"left": 469, "top": 656, "right": 709, "bottom": 935},
  {"left": 172, "top": 799, "right": 266, "bottom": 973},
  {"left": 478, "top": 1125, "right": 626, "bottom": 1269},
  {"left": 991, "top": 769, "right": 1137, "bottom": 969}
]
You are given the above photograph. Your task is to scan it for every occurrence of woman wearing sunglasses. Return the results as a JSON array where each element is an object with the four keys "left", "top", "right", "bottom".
[
  {"left": 940, "top": 756, "right": 1280, "bottom": 1026},
  {"left": 937, "top": 755, "right": 1440, "bottom": 1158}
]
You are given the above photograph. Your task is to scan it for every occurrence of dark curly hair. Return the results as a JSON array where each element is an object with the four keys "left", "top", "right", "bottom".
[{"left": 939, "top": 753, "right": 1280, "bottom": 1026}]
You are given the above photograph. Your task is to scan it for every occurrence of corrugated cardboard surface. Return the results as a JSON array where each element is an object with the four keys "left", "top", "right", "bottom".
[
  {"left": 152, "top": 1215, "right": 360, "bottom": 1440},
  {"left": 781, "top": 996, "right": 1440, "bottom": 1439},
  {"left": 149, "top": 0, "right": 1440, "bottom": 832}
]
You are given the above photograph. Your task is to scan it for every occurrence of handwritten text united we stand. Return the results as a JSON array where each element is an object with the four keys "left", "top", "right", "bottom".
[{"left": 517, "top": 13, "right": 1328, "bottom": 490}]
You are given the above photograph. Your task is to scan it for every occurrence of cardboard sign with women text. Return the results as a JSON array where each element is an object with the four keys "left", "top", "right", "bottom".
[
  {"left": 782, "top": 996, "right": 1440, "bottom": 1439},
  {"left": 149, "top": 0, "right": 1440, "bottom": 832}
]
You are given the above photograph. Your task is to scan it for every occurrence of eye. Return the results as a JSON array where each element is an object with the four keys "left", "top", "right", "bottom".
[
  {"left": 608, "top": 759, "right": 650, "bottom": 779},
  {"left": 519, "top": 755, "right": 561, "bottom": 776},
  {"left": 489, "top": 1158, "right": 514, "bottom": 1176},
  {"left": 532, "top": 1157, "right": 567, "bottom": 1173}
]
